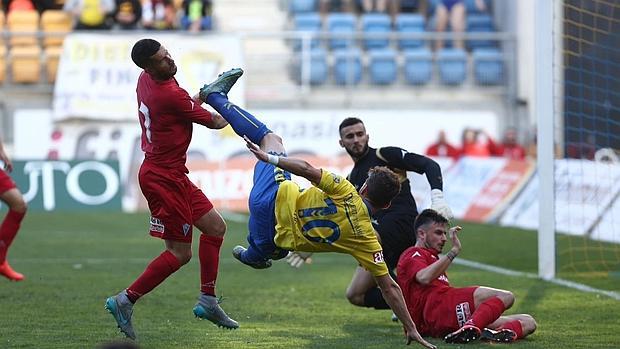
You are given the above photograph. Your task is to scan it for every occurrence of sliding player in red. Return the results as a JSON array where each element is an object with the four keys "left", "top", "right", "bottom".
[
  {"left": 397, "top": 209, "right": 537, "bottom": 344},
  {"left": 105, "top": 39, "right": 239, "bottom": 340},
  {"left": 0, "top": 138, "right": 27, "bottom": 281}
]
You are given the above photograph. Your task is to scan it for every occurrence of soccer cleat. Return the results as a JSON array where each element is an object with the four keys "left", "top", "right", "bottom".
[
  {"left": 480, "top": 328, "right": 517, "bottom": 343},
  {"left": 391, "top": 312, "right": 399, "bottom": 322},
  {"left": 0, "top": 260, "right": 24, "bottom": 281},
  {"left": 105, "top": 293, "right": 136, "bottom": 340},
  {"left": 193, "top": 294, "right": 239, "bottom": 329},
  {"left": 444, "top": 324, "right": 481, "bottom": 344},
  {"left": 199, "top": 68, "right": 244, "bottom": 101},
  {"left": 232, "top": 245, "right": 272, "bottom": 269}
]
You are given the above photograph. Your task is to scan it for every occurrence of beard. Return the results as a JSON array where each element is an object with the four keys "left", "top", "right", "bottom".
[{"left": 346, "top": 143, "right": 369, "bottom": 159}]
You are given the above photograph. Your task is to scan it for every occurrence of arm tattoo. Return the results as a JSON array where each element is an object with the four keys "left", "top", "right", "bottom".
[{"left": 446, "top": 250, "right": 457, "bottom": 261}]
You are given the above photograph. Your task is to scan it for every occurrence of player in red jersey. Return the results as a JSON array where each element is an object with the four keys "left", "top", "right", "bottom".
[
  {"left": 105, "top": 38, "right": 240, "bottom": 340},
  {"left": 0, "top": 138, "right": 27, "bottom": 281},
  {"left": 397, "top": 209, "right": 537, "bottom": 344}
]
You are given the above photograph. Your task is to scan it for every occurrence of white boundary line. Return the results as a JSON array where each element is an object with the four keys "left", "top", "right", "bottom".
[{"left": 454, "top": 258, "right": 620, "bottom": 301}]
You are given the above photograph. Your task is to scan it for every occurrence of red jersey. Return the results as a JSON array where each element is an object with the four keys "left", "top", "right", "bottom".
[
  {"left": 136, "top": 71, "right": 214, "bottom": 171},
  {"left": 397, "top": 246, "right": 451, "bottom": 335},
  {"left": 425, "top": 142, "right": 461, "bottom": 159}
]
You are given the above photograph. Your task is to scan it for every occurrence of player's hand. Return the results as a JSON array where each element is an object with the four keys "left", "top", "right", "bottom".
[
  {"left": 449, "top": 225, "right": 462, "bottom": 252},
  {"left": 285, "top": 251, "right": 313, "bottom": 268},
  {"left": 0, "top": 153, "right": 13, "bottom": 173},
  {"left": 430, "top": 189, "right": 453, "bottom": 220},
  {"left": 405, "top": 329, "right": 436, "bottom": 348},
  {"left": 243, "top": 135, "right": 268, "bottom": 162}
]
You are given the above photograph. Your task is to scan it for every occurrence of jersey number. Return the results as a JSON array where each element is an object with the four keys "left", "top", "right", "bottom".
[
  {"left": 298, "top": 198, "right": 341, "bottom": 244},
  {"left": 139, "top": 101, "right": 152, "bottom": 143}
]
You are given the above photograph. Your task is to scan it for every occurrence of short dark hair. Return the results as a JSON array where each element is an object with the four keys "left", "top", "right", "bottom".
[
  {"left": 338, "top": 117, "right": 364, "bottom": 134},
  {"left": 365, "top": 166, "right": 401, "bottom": 207},
  {"left": 414, "top": 209, "right": 449, "bottom": 234},
  {"left": 131, "top": 38, "right": 161, "bottom": 69}
]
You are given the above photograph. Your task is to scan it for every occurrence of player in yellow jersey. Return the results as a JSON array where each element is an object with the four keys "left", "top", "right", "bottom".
[{"left": 199, "top": 69, "right": 436, "bottom": 348}]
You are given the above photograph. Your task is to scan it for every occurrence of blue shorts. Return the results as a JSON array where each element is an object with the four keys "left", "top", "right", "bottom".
[
  {"left": 243, "top": 158, "right": 291, "bottom": 263},
  {"left": 442, "top": 0, "right": 463, "bottom": 11}
]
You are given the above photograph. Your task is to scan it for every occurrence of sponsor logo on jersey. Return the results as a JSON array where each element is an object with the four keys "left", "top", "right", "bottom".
[
  {"left": 183, "top": 223, "right": 191, "bottom": 236},
  {"left": 373, "top": 251, "right": 385, "bottom": 264},
  {"left": 150, "top": 217, "right": 164, "bottom": 233},
  {"left": 455, "top": 302, "right": 472, "bottom": 327},
  {"left": 412, "top": 251, "right": 422, "bottom": 258},
  {"left": 331, "top": 173, "right": 341, "bottom": 183},
  {"left": 438, "top": 274, "right": 449, "bottom": 283}
]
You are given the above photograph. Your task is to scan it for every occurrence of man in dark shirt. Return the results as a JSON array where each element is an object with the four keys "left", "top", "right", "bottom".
[{"left": 287, "top": 117, "right": 453, "bottom": 316}]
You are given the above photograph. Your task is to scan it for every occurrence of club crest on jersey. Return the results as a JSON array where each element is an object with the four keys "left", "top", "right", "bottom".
[
  {"left": 183, "top": 223, "right": 191, "bottom": 236},
  {"left": 331, "top": 173, "right": 341, "bottom": 183},
  {"left": 373, "top": 251, "right": 385, "bottom": 264},
  {"left": 150, "top": 217, "right": 164, "bottom": 233},
  {"left": 455, "top": 302, "right": 472, "bottom": 327}
]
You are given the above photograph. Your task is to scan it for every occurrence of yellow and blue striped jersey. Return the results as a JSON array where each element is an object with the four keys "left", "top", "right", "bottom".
[{"left": 274, "top": 170, "right": 388, "bottom": 277}]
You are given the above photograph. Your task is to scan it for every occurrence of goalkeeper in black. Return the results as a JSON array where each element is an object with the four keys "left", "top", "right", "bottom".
[{"left": 286, "top": 117, "right": 453, "bottom": 317}]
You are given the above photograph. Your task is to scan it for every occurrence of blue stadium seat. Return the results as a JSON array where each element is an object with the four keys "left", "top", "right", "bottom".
[
  {"left": 437, "top": 48, "right": 467, "bottom": 85},
  {"left": 289, "top": 0, "right": 318, "bottom": 14},
  {"left": 368, "top": 48, "right": 397, "bottom": 85},
  {"left": 293, "top": 13, "right": 322, "bottom": 50},
  {"left": 292, "top": 48, "right": 329, "bottom": 85},
  {"left": 472, "top": 48, "right": 503, "bottom": 85},
  {"left": 326, "top": 13, "right": 357, "bottom": 50},
  {"left": 360, "top": 13, "right": 392, "bottom": 50},
  {"left": 403, "top": 47, "right": 432, "bottom": 85},
  {"left": 464, "top": 0, "right": 490, "bottom": 14},
  {"left": 395, "top": 14, "right": 426, "bottom": 50},
  {"left": 467, "top": 14, "right": 495, "bottom": 50},
  {"left": 333, "top": 48, "right": 362, "bottom": 85}
]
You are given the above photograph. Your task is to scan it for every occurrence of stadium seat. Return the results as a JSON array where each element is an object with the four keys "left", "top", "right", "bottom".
[
  {"left": 289, "top": 0, "right": 317, "bottom": 15},
  {"left": 0, "top": 45, "right": 6, "bottom": 83},
  {"left": 10, "top": 45, "right": 41, "bottom": 83},
  {"left": 7, "top": 10, "right": 39, "bottom": 47},
  {"left": 368, "top": 47, "right": 397, "bottom": 85},
  {"left": 45, "top": 45, "right": 62, "bottom": 83},
  {"left": 292, "top": 13, "right": 322, "bottom": 50},
  {"left": 333, "top": 48, "right": 362, "bottom": 85},
  {"left": 437, "top": 48, "right": 467, "bottom": 85},
  {"left": 395, "top": 13, "right": 426, "bottom": 50},
  {"left": 40, "top": 10, "right": 72, "bottom": 48},
  {"left": 326, "top": 13, "right": 356, "bottom": 50},
  {"left": 467, "top": 14, "right": 495, "bottom": 50},
  {"left": 464, "top": 0, "right": 490, "bottom": 14},
  {"left": 360, "top": 13, "right": 391, "bottom": 50},
  {"left": 403, "top": 47, "right": 432, "bottom": 85},
  {"left": 291, "top": 47, "right": 328, "bottom": 85},
  {"left": 472, "top": 48, "right": 503, "bottom": 85}
]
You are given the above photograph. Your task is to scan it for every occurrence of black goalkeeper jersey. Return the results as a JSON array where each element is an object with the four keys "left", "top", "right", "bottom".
[{"left": 347, "top": 146, "right": 443, "bottom": 269}]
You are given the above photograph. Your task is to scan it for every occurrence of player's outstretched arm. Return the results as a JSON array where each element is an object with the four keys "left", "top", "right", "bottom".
[
  {"left": 374, "top": 274, "right": 436, "bottom": 348},
  {"left": 0, "top": 140, "right": 13, "bottom": 173},
  {"left": 244, "top": 136, "right": 322, "bottom": 184}
]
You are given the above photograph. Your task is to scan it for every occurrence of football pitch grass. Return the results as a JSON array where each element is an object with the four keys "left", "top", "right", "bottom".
[{"left": 1, "top": 212, "right": 619, "bottom": 349}]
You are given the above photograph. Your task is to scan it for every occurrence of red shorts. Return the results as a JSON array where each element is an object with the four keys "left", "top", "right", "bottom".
[
  {"left": 422, "top": 286, "right": 478, "bottom": 337},
  {"left": 0, "top": 170, "right": 17, "bottom": 195},
  {"left": 139, "top": 162, "right": 213, "bottom": 243}
]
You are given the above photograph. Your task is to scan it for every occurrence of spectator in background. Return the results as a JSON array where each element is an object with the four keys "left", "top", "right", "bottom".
[
  {"left": 357, "top": 0, "right": 391, "bottom": 14},
  {"left": 566, "top": 134, "right": 596, "bottom": 160},
  {"left": 460, "top": 128, "right": 491, "bottom": 157},
  {"left": 434, "top": 0, "right": 486, "bottom": 50},
  {"left": 180, "top": 0, "right": 212, "bottom": 32},
  {"left": 113, "top": 0, "right": 142, "bottom": 29},
  {"left": 5, "top": 0, "right": 35, "bottom": 12},
  {"left": 141, "top": 0, "right": 176, "bottom": 30},
  {"left": 487, "top": 128, "right": 526, "bottom": 160},
  {"left": 63, "top": 0, "right": 115, "bottom": 30},
  {"left": 425, "top": 130, "right": 460, "bottom": 159},
  {"left": 319, "top": 0, "right": 354, "bottom": 16}
]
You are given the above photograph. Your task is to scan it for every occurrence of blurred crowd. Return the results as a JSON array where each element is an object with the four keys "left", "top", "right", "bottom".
[
  {"left": 425, "top": 128, "right": 530, "bottom": 161},
  {"left": 1, "top": 0, "right": 213, "bottom": 32}
]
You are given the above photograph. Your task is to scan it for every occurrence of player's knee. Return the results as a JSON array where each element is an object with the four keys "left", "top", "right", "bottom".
[
  {"left": 522, "top": 315, "right": 537, "bottom": 335},
  {"left": 12, "top": 199, "right": 27, "bottom": 214},
  {"left": 211, "top": 219, "right": 227, "bottom": 237},
  {"left": 172, "top": 249, "right": 192, "bottom": 265},
  {"left": 499, "top": 290, "right": 515, "bottom": 308},
  {"left": 345, "top": 288, "right": 364, "bottom": 306}
]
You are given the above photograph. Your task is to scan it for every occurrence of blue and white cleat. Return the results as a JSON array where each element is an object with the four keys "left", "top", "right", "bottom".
[
  {"left": 199, "top": 68, "right": 244, "bottom": 101},
  {"left": 193, "top": 294, "right": 239, "bottom": 329},
  {"left": 105, "top": 292, "right": 136, "bottom": 340},
  {"left": 232, "top": 245, "right": 272, "bottom": 269}
]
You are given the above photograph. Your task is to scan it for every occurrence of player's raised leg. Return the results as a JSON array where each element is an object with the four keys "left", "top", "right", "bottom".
[
  {"left": 191, "top": 207, "right": 238, "bottom": 329},
  {"left": 0, "top": 187, "right": 27, "bottom": 281}
]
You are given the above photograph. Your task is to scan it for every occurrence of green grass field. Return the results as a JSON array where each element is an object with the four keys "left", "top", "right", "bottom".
[{"left": 1, "top": 212, "right": 619, "bottom": 349}]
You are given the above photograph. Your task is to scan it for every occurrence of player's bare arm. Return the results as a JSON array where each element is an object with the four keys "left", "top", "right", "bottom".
[
  {"left": 205, "top": 113, "right": 229, "bottom": 129},
  {"left": 0, "top": 140, "right": 13, "bottom": 173},
  {"left": 374, "top": 274, "right": 436, "bottom": 348},
  {"left": 415, "top": 226, "right": 462, "bottom": 285},
  {"left": 244, "top": 136, "right": 322, "bottom": 184}
]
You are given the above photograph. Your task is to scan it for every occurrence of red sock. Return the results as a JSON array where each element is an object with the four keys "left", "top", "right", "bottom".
[
  {"left": 0, "top": 210, "right": 26, "bottom": 263},
  {"left": 469, "top": 297, "right": 506, "bottom": 328},
  {"left": 126, "top": 250, "right": 181, "bottom": 303},
  {"left": 499, "top": 320, "right": 524, "bottom": 339},
  {"left": 198, "top": 234, "right": 223, "bottom": 296}
]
